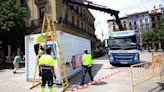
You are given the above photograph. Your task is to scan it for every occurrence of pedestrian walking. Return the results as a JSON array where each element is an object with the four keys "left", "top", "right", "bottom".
[
  {"left": 39, "top": 47, "right": 56, "bottom": 92},
  {"left": 13, "top": 53, "right": 21, "bottom": 74},
  {"left": 80, "top": 50, "right": 93, "bottom": 85}
]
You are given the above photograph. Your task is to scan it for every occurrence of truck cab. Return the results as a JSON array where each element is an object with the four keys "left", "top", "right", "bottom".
[{"left": 108, "top": 30, "right": 140, "bottom": 65}]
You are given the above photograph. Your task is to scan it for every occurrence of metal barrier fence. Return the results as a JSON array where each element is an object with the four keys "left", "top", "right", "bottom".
[{"left": 130, "top": 54, "right": 162, "bottom": 92}]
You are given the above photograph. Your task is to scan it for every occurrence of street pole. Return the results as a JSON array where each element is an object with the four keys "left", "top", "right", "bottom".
[
  {"left": 139, "top": 28, "right": 143, "bottom": 50},
  {"left": 102, "top": 30, "right": 104, "bottom": 41}
]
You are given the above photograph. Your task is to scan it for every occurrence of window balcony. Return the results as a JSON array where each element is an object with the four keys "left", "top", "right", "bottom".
[
  {"left": 25, "top": 18, "right": 42, "bottom": 28},
  {"left": 35, "top": 0, "right": 47, "bottom": 6},
  {"left": 58, "top": 17, "right": 95, "bottom": 37}
]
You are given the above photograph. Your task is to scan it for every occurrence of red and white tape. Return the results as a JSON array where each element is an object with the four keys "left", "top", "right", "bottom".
[{"left": 68, "top": 68, "right": 128, "bottom": 92}]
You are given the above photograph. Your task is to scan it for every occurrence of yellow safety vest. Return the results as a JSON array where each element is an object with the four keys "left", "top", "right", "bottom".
[
  {"left": 39, "top": 54, "right": 55, "bottom": 66},
  {"left": 39, "top": 49, "right": 44, "bottom": 57},
  {"left": 82, "top": 54, "right": 92, "bottom": 67},
  {"left": 34, "top": 34, "right": 41, "bottom": 45}
]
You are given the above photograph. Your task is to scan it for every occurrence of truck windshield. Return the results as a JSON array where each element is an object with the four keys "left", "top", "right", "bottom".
[{"left": 109, "top": 36, "right": 137, "bottom": 50}]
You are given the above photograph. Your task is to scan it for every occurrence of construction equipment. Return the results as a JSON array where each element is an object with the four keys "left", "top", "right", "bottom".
[
  {"left": 65, "top": 0, "right": 124, "bottom": 31},
  {"left": 25, "top": 15, "right": 91, "bottom": 91},
  {"left": 29, "top": 15, "right": 69, "bottom": 92}
]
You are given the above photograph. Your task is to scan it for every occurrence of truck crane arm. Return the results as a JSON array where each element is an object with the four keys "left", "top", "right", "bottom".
[{"left": 65, "top": 0, "right": 124, "bottom": 30}]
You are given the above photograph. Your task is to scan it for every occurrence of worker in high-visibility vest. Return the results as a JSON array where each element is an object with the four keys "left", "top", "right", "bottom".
[
  {"left": 34, "top": 34, "right": 44, "bottom": 57},
  {"left": 39, "top": 47, "right": 56, "bottom": 92},
  {"left": 80, "top": 49, "right": 93, "bottom": 85}
]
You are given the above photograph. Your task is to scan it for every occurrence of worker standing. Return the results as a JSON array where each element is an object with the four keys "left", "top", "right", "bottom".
[
  {"left": 80, "top": 50, "right": 93, "bottom": 85},
  {"left": 39, "top": 47, "right": 56, "bottom": 92}
]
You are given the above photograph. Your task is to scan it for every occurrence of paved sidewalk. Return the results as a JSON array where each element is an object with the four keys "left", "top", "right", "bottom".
[{"left": 0, "top": 52, "right": 164, "bottom": 92}]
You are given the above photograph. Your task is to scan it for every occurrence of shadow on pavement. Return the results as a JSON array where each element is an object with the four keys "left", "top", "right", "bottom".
[
  {"left": 104, "top": 64, "right": 130, "bottom": 70},
  {"left": 68, "top": 64, "right": 103, "bottom": 88},
  {"left": 147, "top": 86, "right": 163, "bottom": 92},
  {"left": 15, "top": 72, "right": 25, "bottom": 74},
  {"left": 93, "top": 54, "right": 108, "bottom": 61},
  {"left": 0, "top": 70, "right": 5, "bottom": 72},
  {"left": 159, "top": 88, "right": 164, "bottom": 92},
  {"left": 105, "top": 66, "right": 120, "bottom": 69},
  {"left": 0, "top": 62, "right": 25, "bottom": 70},
  {"left": 92, "top": 81, "right": 107, "bottom": 85}
]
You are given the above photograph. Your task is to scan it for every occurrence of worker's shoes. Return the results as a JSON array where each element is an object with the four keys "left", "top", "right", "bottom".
[{"left": 80, "top": 83, "right": 84, "bottom": 85}]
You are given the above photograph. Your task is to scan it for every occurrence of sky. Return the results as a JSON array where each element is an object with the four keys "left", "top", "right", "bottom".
[{"left": 88, "top": 0, "right": 164, "bottom": 40}]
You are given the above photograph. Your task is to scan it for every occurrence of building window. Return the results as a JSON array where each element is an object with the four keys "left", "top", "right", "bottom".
[
  {"left": 113, "top": 26, "right": 116, "bottom": 31},
  {"left": 88, "top": 27, "right": 89, "bottom": 33},
  {"left": 152, "top": 23, "right": 155, "bottom": 28},
  {"left": 73, "top": 6, "right": 76, "bottom": 10},
  {"left": 80, "top": 11, "right": 83, "bottom": 16},
  {"left": 124, "top": 24, "right": 126, "bottom": 29},
  {"left": 65, "top": 12, "right": 68, "bottom": 20},
  {"left": 20, "top": 0, "right": 24, "bottom": 4},
  {"left": 145, "top": 18, "right": 148, "bottom": 24},
  {"left": 152, "top": 17, "right": 155, "bottom": 21},
  {"left": 77, "top": 19, "right": 79, "bottom": 27},
  {"left": 129, "top": 22, "right": 131, "bottom": 26},
  {"left": 78, "top": 7, "right": 81, "bottom": 14},
  {"left": 84, "top": 25, "right": 87, "bottom": 32},
  {"left": 76, "top": 6, "right": 78, "bottom": 13},
  {"left": 72, "top": 15, "right": 74, "bottom": 25},
  {"left": 39, "top": 7, "right": 45, "bottom": 19},
  {"left": 113, "top": 22, "right": 115, "bottom": 25},
  {"left": 81, "top": 22, "right": 83, "bottom": 29},
  {"left": 135, "top": 15, "right": 138, "bottom": 18},
  {"left": 134, "top": 21, "right": 137, "bottom": 25}
]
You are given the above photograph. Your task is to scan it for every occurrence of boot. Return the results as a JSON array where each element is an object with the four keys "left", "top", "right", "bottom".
[
  {"left": 48, "top": 87, "right": 53, "bottom": 92},
  {"left": 40, "top": 87, "right": 45, "bottom": 92}
]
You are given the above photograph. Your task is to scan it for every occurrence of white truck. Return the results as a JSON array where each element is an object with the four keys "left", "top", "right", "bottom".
[{"left": 25, "top": 31, "right": 91, "bottom": 84}]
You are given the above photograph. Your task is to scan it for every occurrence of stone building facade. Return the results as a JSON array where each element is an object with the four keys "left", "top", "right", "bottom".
[{"left": 23, "top": 0, "right": 96, "bottom": 51}]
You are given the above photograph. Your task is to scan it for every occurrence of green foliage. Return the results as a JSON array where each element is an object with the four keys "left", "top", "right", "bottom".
[
  {"left": 0, "top": 0, "right": 27, "bottom": 55},
  {"left": 142, "top": 26, "right": 164, "bottom": 43},
  {"left": 159, "top": 18, "right": 164, "bottom": 27},
  {"left": 142, "top": 17, "right": 164, "bottom": 43},
  {"left": 96, "top": 39, "right": 105, "bottom": 49},
  {"left": 0, "top": 0, "right": 27, "bottom": 31}
]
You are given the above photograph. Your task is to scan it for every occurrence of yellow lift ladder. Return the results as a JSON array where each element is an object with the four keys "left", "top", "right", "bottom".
[{"left": 30, "top": 15, "right": 69, "bottom": 92}]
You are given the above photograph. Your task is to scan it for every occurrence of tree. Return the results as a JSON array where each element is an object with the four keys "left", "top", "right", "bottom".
[
  {"left": 142, "top": 30, "right": 156, "bottom": 43},
  {"left": 0, "top": 0, "right": 27, "bottom": 56},
  {"left": 0, "top": 0, "right": 27, "bottom": 32},
  {"left": 96, "top": 39, "right": 106, "bottom": 49},
  {"left": 142, "top": 18, "right": 164, "bottom": 50},
  {"left": 159, "top": 18, "right": 164, "bottom": 29}
]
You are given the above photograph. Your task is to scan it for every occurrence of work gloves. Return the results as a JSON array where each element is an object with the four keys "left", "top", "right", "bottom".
[{"left": 39, "top": 72, "right": 42, "bottom": 76}]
